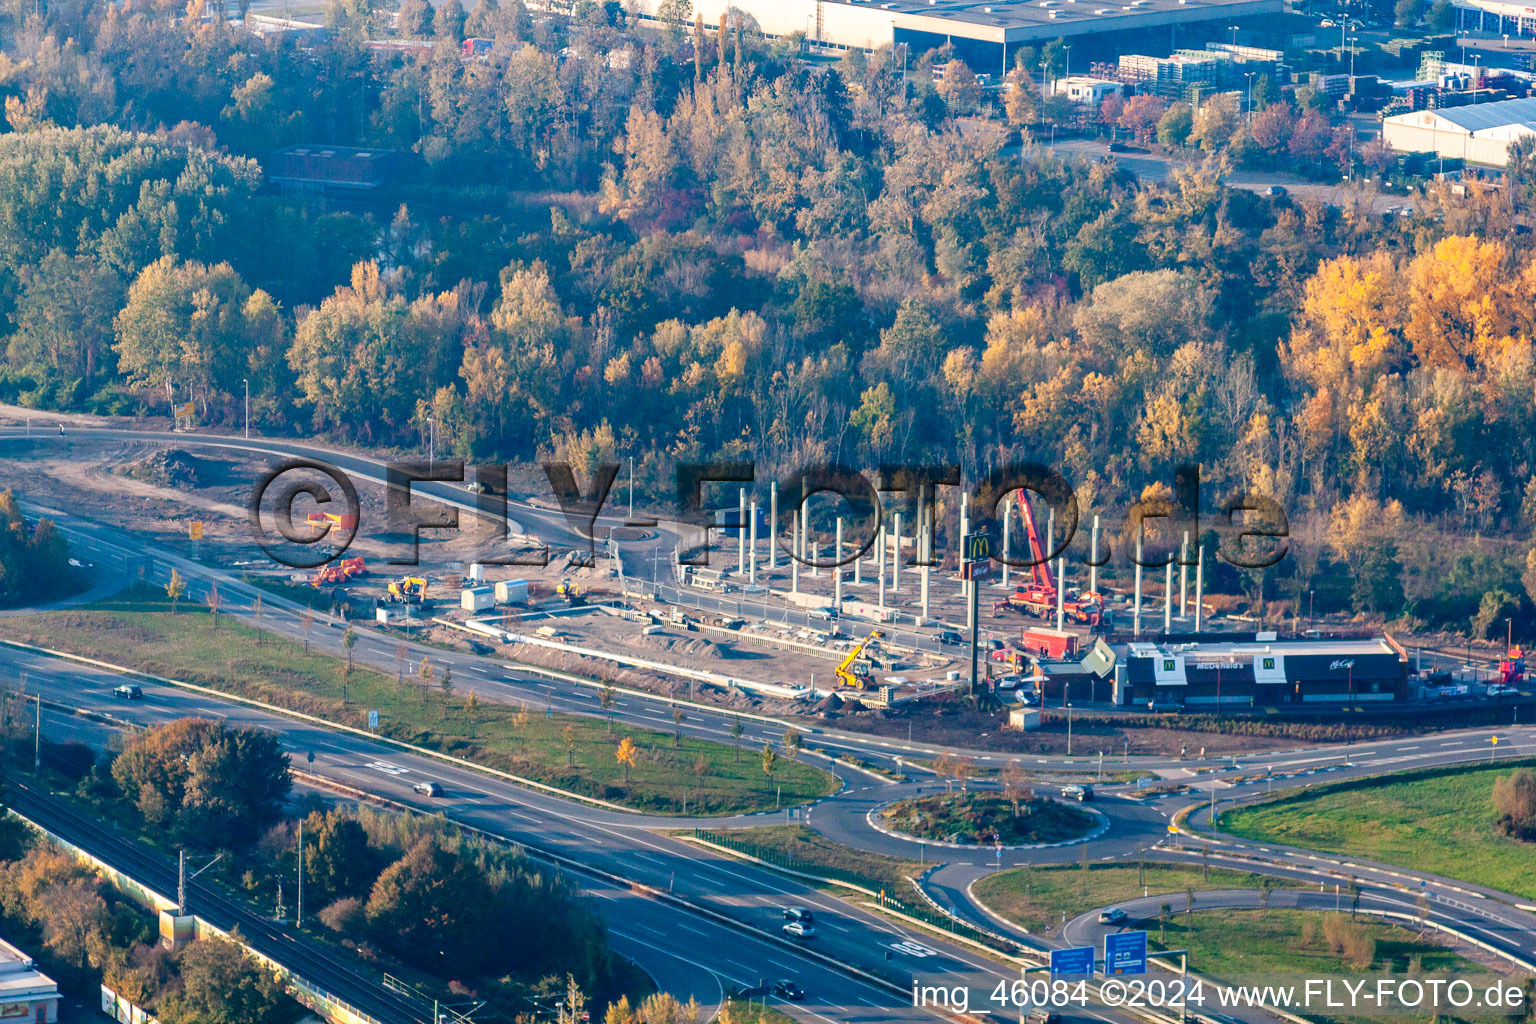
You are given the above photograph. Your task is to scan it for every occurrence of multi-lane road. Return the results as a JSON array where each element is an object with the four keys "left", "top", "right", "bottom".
[{"left": 5, "top": 423, "right": 1536, "bottom": 1024}]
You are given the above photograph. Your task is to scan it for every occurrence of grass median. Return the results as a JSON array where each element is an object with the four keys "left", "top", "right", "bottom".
[
  {"left": 0, "top": 587, "right": 838, "bottom": 815},
  {"left": 690, "top": 824, "right": 925, "bottom": 896},
  {"left": 972, "top": 861, "right": 1305, "bottom": 934},
  {"left": 1219, "top": 759, "right": 1536, "bottom": 900}
]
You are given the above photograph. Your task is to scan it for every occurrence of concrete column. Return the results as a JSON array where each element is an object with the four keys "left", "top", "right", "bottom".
[
  {"left": 920, "top": 505, "right": 931, "bottom": 621},
  {"left": 1179, "top": 531, "right": 1189, "bottom": 618},
  {"left": 1089, "top": 515, "right": 1100, "bottom": 595},
  {"left": 1133, "top": 539, "right": 1143, "bottom": 637},
  {"left": 1055, "top": 556, "right": 1065, "bottom": 632},
  {"left": 811, "top": 541, "right": 818, "bottom": 577},
  {"left": 1164, "top": 559, "right": 1173, "bottom": 633},
  {"left": 749, "top": 502, "right": 758, "bottom": 586},
  {"left": 876, "top": 520, "right": 885, "bottom": 584},
  {"left": 960, "top": 493, "right": 970, "bottom": 605},
  {"left": 892, "top": 513, "right": 902, "bottom": 593},
  {"left": 769, "top": 481, "right": 777, "bottom": 571},
  {"left": 1002, "top": 499, "right": 1011, "bottom": 589},
  {"left": 878, "top": 527, "right": 887, "bottom": 610},
  {"left": 1194, "top": 544, "right": 1204, "bottom": 633},
  {"left": 835, "top": 518, "right": 843, "bottom": 609},
  {"left": 738, "top": 488, "right": 746, "bottom": 574},
  {"left": 791, "top": 511, "right": 800, "bottom": 595}
]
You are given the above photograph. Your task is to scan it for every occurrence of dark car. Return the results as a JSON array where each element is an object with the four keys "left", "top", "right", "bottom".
[
  {"left": 1099, "top": 908, "right": 1128, "bottom": 925},
  {"left": 412, "top": 781, "right": 443, "bottom": 797},
  {"left": 1108, "top": 141, "right": 1130, "bottom": 153},
  {"left": 937, "top": 630, "right": 963, "bottom": 646},
  {"left": 782, "top": 907, "right": 815, "bottom": 924},
  {"left": 1264, "top": 185, "right": 1288, "bottom": 198},
  {"left": 987, "top": 638, "right": 1006, "bottom": 651},
  {"left": 773, "top": 980, "right": 805, "bottom": 1001},
  {"left": 112, "top": 684, "right": 142, "bottom": 700}
]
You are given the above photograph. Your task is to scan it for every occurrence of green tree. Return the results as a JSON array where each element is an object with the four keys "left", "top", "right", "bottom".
[
  {"left": 302, "top": 810, "right": 376, "bottom": 903},
  {"left": 158, "top": 936, "right": 295, "bottom": 1024},
  {"left": 1352, "top": 544, "right": 1405, "bottom": 617},
  {"left": 166, "top": 569, "right": 187, "bottom": 614},
  {"left": 730, "top": 717, "right": 744, "bottom": 760},
  {"left": 397, "top": 0, "right": 433, "bottom": 35},
  {"left": 1157, "top": 101, "right": 1194, "bottom": 147},
  {"left": 435, "top": 0, "right": 466, "bottom": 40}
]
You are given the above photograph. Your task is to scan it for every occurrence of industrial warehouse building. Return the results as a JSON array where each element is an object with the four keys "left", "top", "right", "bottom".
[
  {"left": 0, "top": 938, "right": 59, "bottom": 1022},
  {"left": 1121, "top": 635, "right": 1410, "bottom": 708},
  {"left": 675, "top": 0, "right": 1282, "bottom": 73},
  {"left": 1381, "top": 96, "right": 1536, "bottom": 167},
  {"left": 1451, "top": 0, "right": 1536, "bottom": 38}
]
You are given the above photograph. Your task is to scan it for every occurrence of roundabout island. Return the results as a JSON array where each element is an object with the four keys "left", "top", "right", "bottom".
[{"left": 872, "top": 791, "right": 1103, "bottom": 848}]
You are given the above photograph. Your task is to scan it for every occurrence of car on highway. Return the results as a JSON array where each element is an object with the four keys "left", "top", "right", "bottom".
[
  {"left": 937, "top": 630, "right": 963, "bottom": 646},
  {"left": 807, "top": 608, "right": 836, "bottom": 621},
  {"left": 112, "top": 684, "right": 142, "bottom": 700},
  {"left": 413, "top": 781, "right": 443, "bottom": 797},
  {"left": 1026, "top": 1010, "right": 1062, "bottom": 1024},
  {"left": 782, "top": 907, "right": 814, "bottom": 924},
  {"left": 1098, "top": 908, "right": 1128, "bottom": 925},
  {"left": 1062, "top": 784, "right": 1094, "bottom": 801},
  {"left": 1488, "top": 684, "right": 1520, "bottom": 697},
  {"left": 772, "top": 980, "right": 805, "bottom": 1001},
  {"left": 781, "top": 920, "right": 815, "bottom": 939}
]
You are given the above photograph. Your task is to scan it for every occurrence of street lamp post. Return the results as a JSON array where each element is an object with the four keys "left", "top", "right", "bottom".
[
  {"left": 242, "top": 378, "right": 249, "bottom": 439},
  {"left": 1230, "top": 23, "right": 1239, "bottom": 45},
  {"left": 1245, "top": 71, "right": 1255, "bottom": 120},
  {"left": 426, "top": 415, "right": 435, "bottom": 475}
]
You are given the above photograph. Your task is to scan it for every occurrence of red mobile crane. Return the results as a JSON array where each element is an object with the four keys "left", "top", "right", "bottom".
[{"left": 992, "top": 490, "right": 1106, "bottom": 626}]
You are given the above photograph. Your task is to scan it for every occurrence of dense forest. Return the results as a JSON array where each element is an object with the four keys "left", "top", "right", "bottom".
[{"left": 3, "top": 0, "right": 1536, "bottom": 632}]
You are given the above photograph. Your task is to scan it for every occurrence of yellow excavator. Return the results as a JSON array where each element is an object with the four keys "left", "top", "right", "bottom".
[
  {"left": 387, "top": 576, "right": 427, "bottom": 604},
  {"left": 556, "top": 579, "right": 585, "bottom": 606},
  {"left": 835, "top": 630, "right": 883, "bottom": 689}
]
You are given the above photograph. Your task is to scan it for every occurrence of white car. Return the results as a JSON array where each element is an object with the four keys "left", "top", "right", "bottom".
[{"left": 781, "top": 920, "right": 815, "bottom": 939}]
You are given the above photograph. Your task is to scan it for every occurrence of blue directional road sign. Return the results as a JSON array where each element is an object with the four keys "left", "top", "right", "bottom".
[
  {"left": 1104, "top": 931, "right": 1148, "bottom": 975},
  {"left": 1050, "top": 946, "right": 1095, "bottom": 977}
]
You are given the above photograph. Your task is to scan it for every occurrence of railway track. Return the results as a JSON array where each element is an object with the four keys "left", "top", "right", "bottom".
[{"left": 9, "top": 782, "right": 434, "bottom": 1024}]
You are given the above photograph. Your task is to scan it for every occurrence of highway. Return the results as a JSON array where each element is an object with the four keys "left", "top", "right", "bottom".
[{"left": 6, "top": 424, "right": 1536, "bottom": 1024}]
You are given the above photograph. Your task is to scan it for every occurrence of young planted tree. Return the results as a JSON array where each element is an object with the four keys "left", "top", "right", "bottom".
[
  {"left": 395, "top": 643, "right": 407, "bottom": 685},
  {"left": 600, "top": 685, "right": 616, "bottom": 734},
  {"left": 760, "top": 742, "right": 777, "bottom": 790},
  {"left": 1159, "top": 903, "right": 1172, "bottom": 942},
  {"left": 205, "top": 582, "right": 221, "bottom": 629},
  {"left": 439, "top": 667, "right": 454, "bottom": 720},
  {"left": 465, "top": 692, "right": 481, "bottom": 738},
  {"left": 615, "top": 736, "right": 638, "bottom": 782},
  {"left": 563, "top": 724, "right": 576, "bottom": 767},
  {"left": 730, "top": 717, "right": 744, "bottom": 760},
  {"left": 513, "top": 706, "right": 530, "bottom": 748},
  {"left": 300, "top": 608, "right": 313, "bottom": 653},
  {"left": 166, "top": 568, "right": 186, "bottom": 614},
  {"left": 672, "top": 704, "right": 683, "bottom": 747},
  {"left": 341, "top": 625, "right": 356, "bottom": 670},
  {"left": 783, "top": 727, "right": 802, "bottom": 762},
  {"left": 252, "top": 593, "right": 263, "bottom": 642}
]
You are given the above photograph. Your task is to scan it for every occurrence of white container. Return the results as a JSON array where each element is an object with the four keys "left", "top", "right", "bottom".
[
  {"left": 461, "top": 586, "right": 495, "bottom": 612},
  {"left": 494, "top": 579, "right": 529, "bottom": 604}
]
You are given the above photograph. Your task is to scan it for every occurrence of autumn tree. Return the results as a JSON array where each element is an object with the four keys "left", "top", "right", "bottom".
[
  {"left": 615, "top": 736, "right": 638, "bottom": 782},
  {"left": 165, "top": 569, "right": 187, "bottom": 614}
]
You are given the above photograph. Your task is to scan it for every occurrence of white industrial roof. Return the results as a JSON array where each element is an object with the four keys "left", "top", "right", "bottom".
[{"left": 1397, "top": 97, "right": 1536, "bottom": 133}]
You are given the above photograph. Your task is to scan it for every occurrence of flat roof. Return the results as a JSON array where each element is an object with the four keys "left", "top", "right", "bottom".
[
  {"left": 875, "top": 0, "right": 1280, "bottom": 35},
  {"left": 1419, "top": 96, "right": 1536, "bottom": 132},
  {"left": 1128, "top": 637, "right": 1399, "bottom": 657}
]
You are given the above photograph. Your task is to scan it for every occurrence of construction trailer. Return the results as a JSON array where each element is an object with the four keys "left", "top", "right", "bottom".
[{"left": 461, "top": 586, "right": 496, "bottom": 612}]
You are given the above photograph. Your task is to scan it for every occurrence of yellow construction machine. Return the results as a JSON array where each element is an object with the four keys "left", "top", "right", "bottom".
[
  {"left": 387, "top": 576, "right": 427, "bottom": 604},
  {"left": 835, "top": 630, "right": 883, "bottom": 689}
]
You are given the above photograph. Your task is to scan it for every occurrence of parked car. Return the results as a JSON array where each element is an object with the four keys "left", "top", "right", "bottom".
[
  {"left": 781, "top": 920, "right": 815, "bottom": 939},
  {"left": 112, "top": 684, "right": 142, "bottom": 700},
  {"left": 996, "top": 674, "right": 1023, "bottom": 691},
  {"left": 1018, "top": 691, "right": 1041, "bottom": 706},
  {"left": 1099, "top": 908, "right": 1128, "bottom": 925},
  {"left": 772, "top": 980, "right": 805, "bottom": 1001},
  {"left": 413, "top": 781, "right": 443, "bottom": 797},
  {"left": 1108, "top": 141, "right": 1130, "bottom": 153},
  {"left": 1264, "top": 185, "right": 1289, "bottom": 197}
]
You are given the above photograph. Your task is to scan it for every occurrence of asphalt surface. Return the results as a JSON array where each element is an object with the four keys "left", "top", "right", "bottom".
[{"left": 6, "top": 424, "right": 1536, "bottom": 1024}]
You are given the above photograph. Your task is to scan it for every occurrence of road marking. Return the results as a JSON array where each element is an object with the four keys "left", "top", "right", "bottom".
[{"left": 365, "top": 761, "right": 410, "bottom": 776}]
